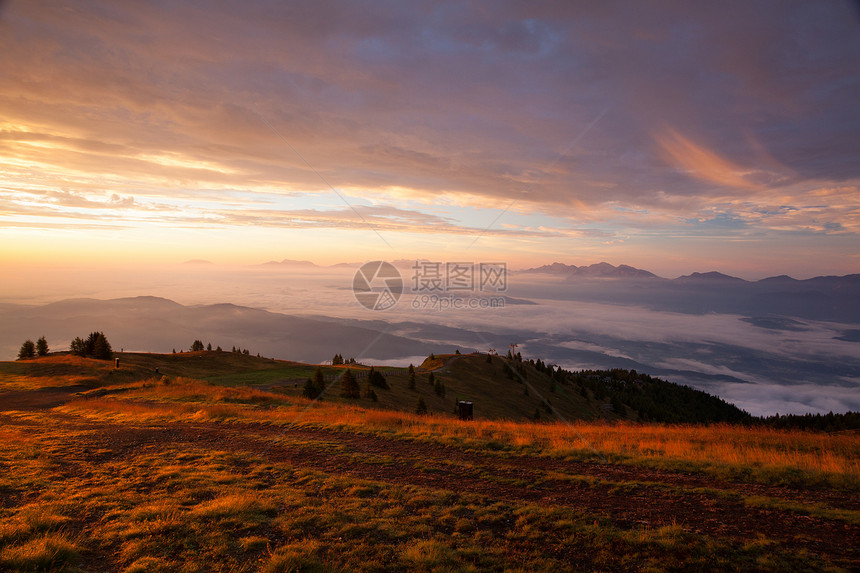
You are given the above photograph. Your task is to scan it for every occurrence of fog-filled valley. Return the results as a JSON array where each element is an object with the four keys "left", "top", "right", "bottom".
[{"left": 3, "top": 262, "right": 858, "bottom": 416}]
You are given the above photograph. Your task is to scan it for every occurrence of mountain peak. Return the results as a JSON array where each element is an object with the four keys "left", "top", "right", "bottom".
[
  {"left": 571, "top": 262, "right": 659, "bottom": 279},
  {"left": 520, "top": 262, "right": 579, "bottom": 274}
]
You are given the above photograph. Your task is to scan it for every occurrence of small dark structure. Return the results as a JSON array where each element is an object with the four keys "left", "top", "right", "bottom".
[
  {"left": 155, "top": 367, "right": 159, "bottom": 374},
  {"left": 458, "top": 401, "right": 473, "bottom": 421},
  {"left": 115, "top": 357, "right": 120, "bottom": 369}
]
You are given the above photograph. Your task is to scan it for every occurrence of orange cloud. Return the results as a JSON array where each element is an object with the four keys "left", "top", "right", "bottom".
[{"left": 654, "top": 128, "right": 764, "bottom": 191}]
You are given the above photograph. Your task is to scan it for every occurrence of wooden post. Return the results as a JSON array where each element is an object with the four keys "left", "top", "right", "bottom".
[{"left": 458, "top": 401, "right": 473, "bottom": 421}]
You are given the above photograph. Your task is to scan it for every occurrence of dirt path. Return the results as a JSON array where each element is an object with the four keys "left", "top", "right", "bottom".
[{"left": 0, "top": 385, "right": 87, "bottom": 410}]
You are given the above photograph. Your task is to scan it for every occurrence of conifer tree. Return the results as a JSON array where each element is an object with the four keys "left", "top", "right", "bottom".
[
  {"left": 17, "top": 339, "right": 35, "bottom": 360},
  {"left": 340, "top": 368, "right": 360, "bottom": 399},
  {"left": 70, "top": 337, "right": 86, "bottom": 356},
  {"left": 303, "top": 378, "right": 318, "bottom": 399},
  {"left": 416, "top": 395, "right": 428, "bottom": 415},
  {"left": 91, "top": 332, "right": 113, "bottom": 360},
  {"left": 36, "top": 336, "right": 48, "bottom": 357},
  {"left": 369, "top": 367, "right": 389, "bottom": 389},
  {"left": 408, "top": 364, "right": 416, "bottom": 390},
  {"left": 312, "top": 366, "right": 325, "bottom": 396},
  {"left": 434, "top": 376, "right": 445, "bottom": 397}
]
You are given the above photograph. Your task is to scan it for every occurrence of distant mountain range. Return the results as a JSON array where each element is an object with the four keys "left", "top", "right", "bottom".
[
  {"left": 521, "top": 262, "right": 659, "bottom": 279},
  {"left": 519, "top": 261, "right": 860, "bottom": 284}
]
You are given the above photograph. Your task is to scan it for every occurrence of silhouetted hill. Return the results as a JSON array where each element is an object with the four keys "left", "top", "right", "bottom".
[
  {"left": 0, "top": 297, "right": 450, "bottom": 363},
  {"left": 260, "top": 259, "right": 319, "bottom": 268},
  {"left": 673, "top": 271, "right": 747, "bottom": 283},
  {"left": 757, "top": 275, "right": 798, "bottom": 284}
]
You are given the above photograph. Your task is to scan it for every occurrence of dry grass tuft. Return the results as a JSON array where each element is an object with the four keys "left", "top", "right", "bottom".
[{"left": 0, "top": 532, "right": 81, "bottom": 571}]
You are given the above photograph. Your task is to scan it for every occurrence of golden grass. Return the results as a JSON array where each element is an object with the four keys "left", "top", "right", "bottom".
[
  {"left": 0, "top": 532, "right": 81, "bottom": 570},
  {"left": 1, "top": 395, "right": 854, "bottom": 572},
  {"left": 57, "top": 378, "right": 860, "bottom": 489}
]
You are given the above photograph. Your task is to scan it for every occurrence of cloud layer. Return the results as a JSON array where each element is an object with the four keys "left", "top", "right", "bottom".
[{"left": 1, "top": 1, "right": 859, "bottom": 274}]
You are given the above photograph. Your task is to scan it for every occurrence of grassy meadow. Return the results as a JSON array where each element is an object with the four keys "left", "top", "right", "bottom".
[{"left": 0, "top": 354, "right": 857, "bottom": 571}]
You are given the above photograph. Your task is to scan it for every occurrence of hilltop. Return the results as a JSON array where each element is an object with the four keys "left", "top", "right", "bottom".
[{"left": 2, "top": 350, "right": 750, "bottom": 424}]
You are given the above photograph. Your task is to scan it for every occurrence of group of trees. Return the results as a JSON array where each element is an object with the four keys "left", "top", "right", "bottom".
[
  {"left": 761, "top": 411, "right": 860, "bottom": 432},
  {"left": 331, "top": 353, "right": 356, "bottom": 365},
  {"left": 304, "top": 365, "right": 392, "bottom": 402},
  {"left": 17, "top": 332, "right": 114, "bottom": 361},
  {"left": 17, "top": 336, "right": 49, "bottom": 360},
  {"left": 70, "top": 332, "right": 113, "bottom": 360},
  {"left": 179, "top": 342, "right": 260, "bottom": 354}
]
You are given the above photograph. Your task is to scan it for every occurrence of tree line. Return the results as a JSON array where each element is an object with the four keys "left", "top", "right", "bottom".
[{"left": 17, "top": 332, "right": 114, "bottom": 360}]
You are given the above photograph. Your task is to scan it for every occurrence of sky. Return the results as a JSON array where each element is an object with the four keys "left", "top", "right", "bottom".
[{"left": 1, "top": 1, "right": 859, "bottom": 279}]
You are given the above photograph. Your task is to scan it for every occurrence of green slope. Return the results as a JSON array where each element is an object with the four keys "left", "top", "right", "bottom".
[{"left": 2, "top": 350, "right": 751, "bottom": 423}]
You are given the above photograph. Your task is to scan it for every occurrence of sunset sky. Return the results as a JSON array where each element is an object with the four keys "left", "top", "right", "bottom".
[{"left": 1, "top": 1, "right": 859, "bottom": 278}]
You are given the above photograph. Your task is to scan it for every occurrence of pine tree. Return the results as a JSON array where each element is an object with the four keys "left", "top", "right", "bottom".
[
  {"left": 92, "top": 332, "right": 113, "bottom": 360},
  {"left": 428, "top": 371, "right": 435, "bottom": 386},
  {"left": 70, "top": 337, "right": 87, "bottom": 356},
  {"left": 369, "top": 367, "right": 389, "bottom": 389},
  {"left": 303, "top": 378, "right": 318, "bottom": 399},
  {"left": 408, "top": 364, "right": 416, "bottom": 390},
  {"left": 434, "top": 376, "right": 445, "bottom": 397},
  {"left": 207, "top": 343, "right": 212, "bottom": 351},
  {"left": 416, "top": 395, "right": 428, "bottom": 415},
  {"left": 340, "top": 368, "right": 360, "bottom": 399},
  {"left": 191, "top": 340, "right": 204, "bottom": 352},
  {"left": 36, "top": 336, "right": 49, "bottom": 357},
  {"left": 17, "top": 340, "right": 35, "bottom": 360},
  {"left": 312, "top": 366, "right": 325, "bottom": 396}
]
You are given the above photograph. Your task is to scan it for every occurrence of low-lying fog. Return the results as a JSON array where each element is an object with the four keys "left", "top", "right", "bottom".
[{"left": 2, "top": 262, "right": 858, "bottom": 416}]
